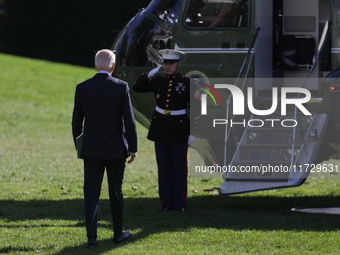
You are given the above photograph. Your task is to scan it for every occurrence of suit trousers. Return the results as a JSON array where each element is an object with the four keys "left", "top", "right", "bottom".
[
  {"left": 155, "top": 143, "right": 188, "bottom": 209},
  {"left": 83, "top": 158, "right": 126, "bottom": 238}
]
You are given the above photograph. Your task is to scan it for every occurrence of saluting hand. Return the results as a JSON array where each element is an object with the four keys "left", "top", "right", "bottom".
[{"left": 147, "top": 65, "right": 162, "bottom": 78}]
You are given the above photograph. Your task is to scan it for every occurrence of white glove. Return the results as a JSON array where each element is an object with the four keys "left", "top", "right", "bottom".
[
  {"left": 188, "top": 135, "right": 196, "bottom": 145},
  {"left": 147, "top": 65, "right": 162, "bottom": 78}
]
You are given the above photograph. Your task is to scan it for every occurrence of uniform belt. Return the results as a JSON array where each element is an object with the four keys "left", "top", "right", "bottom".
[{"left": 155, "top": 106, "right": 186, "bottom": 115}]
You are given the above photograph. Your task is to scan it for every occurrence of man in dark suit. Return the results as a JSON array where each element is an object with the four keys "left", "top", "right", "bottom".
[
  {"left": 133, "top": 49, "right": 199, "bottom": 213},
  {"left": 72, "top": 49, "right": 137, "bottom": 248}
]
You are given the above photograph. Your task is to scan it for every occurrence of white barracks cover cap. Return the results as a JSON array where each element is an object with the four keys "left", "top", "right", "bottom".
[{"left": 158, "top": 49, "right": 185, "bottom": 62}]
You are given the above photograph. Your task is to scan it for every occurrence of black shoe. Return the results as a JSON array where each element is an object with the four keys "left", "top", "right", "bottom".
[
  {"left": 174, "top": 207, "right": 185, "bottom": 212},
  {"left": 86, "top": 238, "right": 98, "bottom": 248},
  {"left": 113, "top": 231, "right": 131, "bottom": 244},
  {"left": 155, "top": 206, "right": 172, "bottom": 213}
]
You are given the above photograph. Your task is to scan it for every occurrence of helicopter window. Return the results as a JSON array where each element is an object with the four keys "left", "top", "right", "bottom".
[
  {"left": 185, "top": 0, "right": 249, "bottom": 28},
  {"left": 152, "top": 0, "right": 184, "bottom": 26}
]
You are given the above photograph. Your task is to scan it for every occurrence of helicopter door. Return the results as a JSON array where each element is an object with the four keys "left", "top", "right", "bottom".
[
  {"left": 255, "top": 0, "right": 326, "bottom": 95},
  {"left": 281, "top": 0, "right": 319, "bottom": 91}
]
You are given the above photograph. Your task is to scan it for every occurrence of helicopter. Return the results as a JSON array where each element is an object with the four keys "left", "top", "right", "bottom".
[{"left": 111, "top": 0, "right": 340, "bottom": 195}]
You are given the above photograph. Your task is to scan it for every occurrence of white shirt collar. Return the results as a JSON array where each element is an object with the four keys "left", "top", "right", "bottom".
[{"left": 97, "top": 70, "right": 111, "bottom": 75}]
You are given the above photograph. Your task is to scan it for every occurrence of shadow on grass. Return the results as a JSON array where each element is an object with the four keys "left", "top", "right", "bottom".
[
  {"left": 0, "top": 246, "right": 38, "bottom": 254},
  {"left": 1, "top": 195, "right": 340, "bottom": 254}
]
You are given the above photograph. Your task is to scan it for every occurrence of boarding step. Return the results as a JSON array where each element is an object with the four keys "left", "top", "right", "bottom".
[
  {"left": 251, "top": 112, "right": 313, "bottom": 128},
  {"left": 238, "top": 144, "right": 302, "bottom": 161},
  {"left": 224, "top": 177, "right": 289, "bottom": 182},
  {"left": 246, "top": 127, "right": 306, "bottom": 144},
  {"left": 219, "top": 113, "right": 330, "bottom": 195}
]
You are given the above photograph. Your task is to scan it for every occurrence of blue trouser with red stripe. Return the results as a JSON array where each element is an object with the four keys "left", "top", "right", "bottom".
[{"left": 155, "top": 143, "right": 188, "bottom": 209}]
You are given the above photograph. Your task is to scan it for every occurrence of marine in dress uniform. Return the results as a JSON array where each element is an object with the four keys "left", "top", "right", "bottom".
[{"left": 133, "top": 49, "right": 198, "bottom": 212}]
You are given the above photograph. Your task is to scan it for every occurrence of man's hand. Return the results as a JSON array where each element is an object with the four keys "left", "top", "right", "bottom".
[
  {"left": 127, "top": 153, "right": 137, "bottom": 163},
  {"left": 147, "top": 65, "right": 162, "bottom": 78},
  {"left": 188, "top": 135, "right": 196, "bottom": 145}
]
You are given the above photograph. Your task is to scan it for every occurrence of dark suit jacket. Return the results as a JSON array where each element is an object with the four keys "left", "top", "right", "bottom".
[{"left": 72, "top": 72, "right": 137, "bottom": 159}]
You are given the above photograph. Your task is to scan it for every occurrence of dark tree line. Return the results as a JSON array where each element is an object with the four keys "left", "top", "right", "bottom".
[{"left": 0, "top": 0, "right": 150, "bottom": 67}]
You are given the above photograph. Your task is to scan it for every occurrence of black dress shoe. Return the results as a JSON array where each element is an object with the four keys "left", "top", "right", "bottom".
[
  {"left": 155, "top": 206, "right": 172, "bottom": 213},
  {"left": 86, "top": 238, "right": 98, "bottom": 248},
  {"left": 113, "top": 230, "right": 131, "bottom": 244},
  {"left": 174, "top": 207, "right": 185, "bottom": 212}
]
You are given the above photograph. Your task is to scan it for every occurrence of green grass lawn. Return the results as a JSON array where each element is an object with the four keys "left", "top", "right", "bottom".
[{"left": 0, "top": 53, "right": 340, "bottom": 254}]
